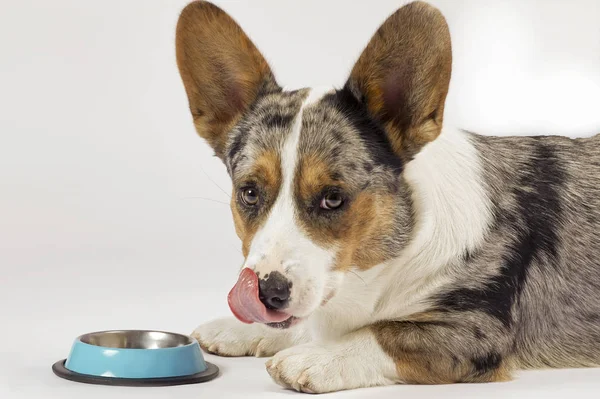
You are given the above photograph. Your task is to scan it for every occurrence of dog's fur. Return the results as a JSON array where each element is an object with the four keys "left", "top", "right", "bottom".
[{"left": 176, "top": 1, "right": 600, "bottom": 393}]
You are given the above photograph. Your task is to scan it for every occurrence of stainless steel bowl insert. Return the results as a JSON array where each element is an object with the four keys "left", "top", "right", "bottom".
[{"left": 79, "top": 330, "right": 194, "bottom": 349}]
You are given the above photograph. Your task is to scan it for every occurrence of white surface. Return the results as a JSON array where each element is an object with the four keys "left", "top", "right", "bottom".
[{"left": 1, "top": 0, "right": 600, "bottom": 398}]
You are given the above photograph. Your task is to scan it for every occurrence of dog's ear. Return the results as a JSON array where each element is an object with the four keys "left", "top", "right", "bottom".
[
  {"left": 176, "top": 1, "right": 278, "bottom": 159},
  {"left": 345, "top": 1, "right": 452, "bottom": 159}
]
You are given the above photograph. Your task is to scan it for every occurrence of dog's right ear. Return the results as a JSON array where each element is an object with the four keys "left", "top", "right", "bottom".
[{"left": 176, "top": 1, "right": 278, "bottom": 159}]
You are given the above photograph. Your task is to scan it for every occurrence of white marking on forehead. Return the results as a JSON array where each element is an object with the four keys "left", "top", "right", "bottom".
[
  {"left": 245, "top": 87, "right": 335, "bottom": 274},
  {"left": 280, "top": 86, "right": 335, "bottom": 203},
  {"left": 279, "top": 110, "right": 302, "bottom": 198},
  {"left": 303, "top": 86, "right": 335, "bottom": 107}
]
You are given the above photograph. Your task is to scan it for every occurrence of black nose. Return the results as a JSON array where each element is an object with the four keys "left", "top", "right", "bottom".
[{"left": 258, "top": 271, "right": 291, "bottom": 310}]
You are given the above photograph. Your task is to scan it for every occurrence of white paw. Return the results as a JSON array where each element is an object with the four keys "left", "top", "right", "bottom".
[
  {"left": 266, "top": 336, "right": 397, "bottom": 393},
  {"left": 191, "top": 317, "right": 293, "bottom": 357},
  {"left": 266, "top": 344, "right": 329, "bottom": 393}
]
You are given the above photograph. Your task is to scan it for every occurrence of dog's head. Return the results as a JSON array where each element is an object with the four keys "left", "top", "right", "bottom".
[{"left": 176, "top": 1, "right": 451, "bottom": 327}]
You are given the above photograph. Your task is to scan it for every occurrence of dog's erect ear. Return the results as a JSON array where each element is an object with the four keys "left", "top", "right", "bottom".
[
  {"left": 345, "top": 1, "right": 452, "bottom": 159},
  {"left": 176, "top": 1, "right": 278, "bottom": 159}
]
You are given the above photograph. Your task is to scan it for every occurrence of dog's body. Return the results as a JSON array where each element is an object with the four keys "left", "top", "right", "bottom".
[{"left": 176, "top": 1, "right": 600, "bottom": 393}]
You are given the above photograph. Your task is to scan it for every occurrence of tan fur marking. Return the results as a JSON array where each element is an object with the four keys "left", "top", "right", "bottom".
[
  {"left": 333, "top": 193, "right": 397, "bottom": 271},
  {"left": 372, "top": 313, "right": 514, "bottom": 384},
  {"left": 231, "top": 150, "right": 282, "bottom": 256},
  {"left": 230, "top": 196, "right": 255, "bottom": 257},
  {"left": 176, "top": 1, "right": 275, "bottom": 158},
  {"left": 295, "top": 155, "right": 396, "bottom": 270},
  {"left": 296, "top": 155, "right": 339, "bottom": 202},
  {"left": 251, "top": 150, "right": 282, "bottom": 190},
  {"left": 394, "top": 353, "right": 512, "bottom": 384}
]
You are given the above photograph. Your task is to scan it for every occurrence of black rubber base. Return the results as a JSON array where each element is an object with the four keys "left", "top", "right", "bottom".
[{"left": 52, "top": 359, "right": 219, "bottom": 387}]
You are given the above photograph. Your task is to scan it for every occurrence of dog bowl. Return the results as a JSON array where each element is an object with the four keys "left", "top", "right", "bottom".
[{"left": 52, "top": 330, "right": 218, "bottom": 386}]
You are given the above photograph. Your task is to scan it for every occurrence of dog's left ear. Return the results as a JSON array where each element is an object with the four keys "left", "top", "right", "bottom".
[{"left": 345, "top": 1, "right": 452, "bottom": 159}]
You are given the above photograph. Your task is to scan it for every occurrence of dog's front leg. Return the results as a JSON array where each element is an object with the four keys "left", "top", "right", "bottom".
[
  {"left": 266, "top": 329, "right": 399, "bottom": 393},
  {"left": 267, "top": 318, "right": 514, "bottom": 393},
  {"left": 191, "top": 317, "right": 308, "bottom": 357}
]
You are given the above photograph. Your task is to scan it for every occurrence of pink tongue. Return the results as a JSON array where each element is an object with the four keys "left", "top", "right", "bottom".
[{"left": 228, "top": 268, "right": 291, "bottom": 324}]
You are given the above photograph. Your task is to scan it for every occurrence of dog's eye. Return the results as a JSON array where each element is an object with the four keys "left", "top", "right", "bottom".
[
  {"left": 320, "top": 192, "right": 343, "bottom": 210},
  {"left": 241, "top": 188, "right": 259, "bottom": 206}
]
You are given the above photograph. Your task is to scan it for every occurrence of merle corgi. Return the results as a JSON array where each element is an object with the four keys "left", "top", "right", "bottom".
[{"left": 175, "top": 0, "right": 600, "bottom": 393}]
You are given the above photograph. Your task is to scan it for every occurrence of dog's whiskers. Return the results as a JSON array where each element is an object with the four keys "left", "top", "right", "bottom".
[
  {"left": 180, "top": 196, "right": 230, "bottom": 205},
  {"left": 229, "top": 242, "right": 243, "bottom": 255},
  {"left": 199, "top": 164, "right": 231, "bottom": 199}
]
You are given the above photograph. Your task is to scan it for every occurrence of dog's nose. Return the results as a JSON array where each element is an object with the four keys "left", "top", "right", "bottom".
[{"left": 258, "top": 271, "right": 291, "bottom": 310}]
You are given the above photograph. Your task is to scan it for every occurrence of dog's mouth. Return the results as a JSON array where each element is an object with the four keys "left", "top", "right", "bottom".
[{"left": 228, "top": 268, "right": 300, "bottom": 329}]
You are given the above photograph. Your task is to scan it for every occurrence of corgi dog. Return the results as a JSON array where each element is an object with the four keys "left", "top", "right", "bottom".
[{"left": 175, "top": 0, "right": 600, "bottom": 393}]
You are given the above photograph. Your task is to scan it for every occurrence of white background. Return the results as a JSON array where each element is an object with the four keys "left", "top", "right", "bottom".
[{"left": 2, "top": 0, "right": 600, "bottom": 398}]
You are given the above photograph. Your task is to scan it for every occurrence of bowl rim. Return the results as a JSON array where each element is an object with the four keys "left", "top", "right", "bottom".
[{"left": 75, "top": 329, "right": 197, "bottom": 350}]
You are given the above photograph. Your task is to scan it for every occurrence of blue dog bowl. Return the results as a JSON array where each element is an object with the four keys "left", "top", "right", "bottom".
[{"left": 52, "top": 330, "right": 218, "bottom": 386}]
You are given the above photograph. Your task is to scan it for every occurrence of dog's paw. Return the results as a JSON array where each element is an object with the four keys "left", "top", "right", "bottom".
[
  {"left": 191, "top": 317, "right": 292, "bottom": 357},
  {"left": 266, "top": 344, "right": 334, "bottom": 393},
  {"left": 266, "top": 337, "right": 397, "bottom": 393}
]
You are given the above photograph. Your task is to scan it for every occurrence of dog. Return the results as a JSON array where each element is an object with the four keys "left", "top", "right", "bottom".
[{"left": 175, "top": 0, "right": 600, "bottom": 393}]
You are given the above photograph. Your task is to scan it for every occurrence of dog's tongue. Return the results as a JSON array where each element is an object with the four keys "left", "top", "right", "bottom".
[{"left": 228, "top": 268, "right": 291, "bottom": 324}]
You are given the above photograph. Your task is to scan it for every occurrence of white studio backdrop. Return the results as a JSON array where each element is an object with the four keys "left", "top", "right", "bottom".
[{"left": 1, "top": 1, "right": 599, "bottom": 398}]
